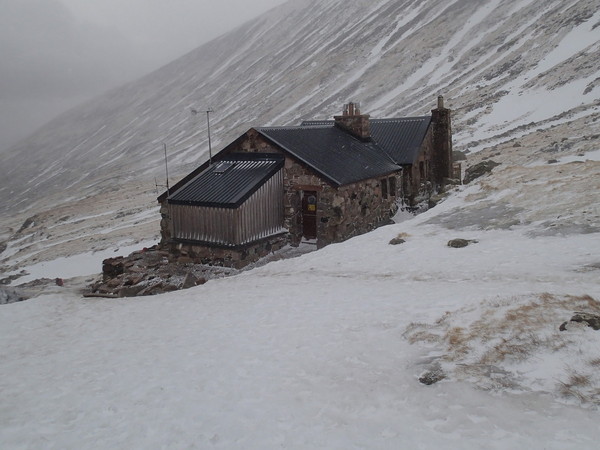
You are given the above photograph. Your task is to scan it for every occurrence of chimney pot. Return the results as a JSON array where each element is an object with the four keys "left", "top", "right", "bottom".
[
  {"left": 334, "top": 102, "right": 370, "bottom": 139},
  {"left": 437, "top": 95, "right": 444, "bottom": 109}
]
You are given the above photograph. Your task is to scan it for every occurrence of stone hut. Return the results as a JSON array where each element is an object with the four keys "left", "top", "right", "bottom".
[{"left": 157, "top": 98, "right": 453, "bottom": 267}]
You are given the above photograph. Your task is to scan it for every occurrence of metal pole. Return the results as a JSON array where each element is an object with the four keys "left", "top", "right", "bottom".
[
  {"left": 163, "top": 143, "right": 170, "bottom": 195},
  {"left": 206, "top": 108, "right": 213, "bottom": 165}
]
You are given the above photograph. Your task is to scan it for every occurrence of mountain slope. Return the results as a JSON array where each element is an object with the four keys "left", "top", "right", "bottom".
[{"left": 1, "top": 0, "right": 598, "bottom": 215}]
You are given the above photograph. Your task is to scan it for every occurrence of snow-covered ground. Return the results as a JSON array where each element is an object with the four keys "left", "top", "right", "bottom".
[{"left": 2, "top": 158, "right": 599, "bottom": 449}]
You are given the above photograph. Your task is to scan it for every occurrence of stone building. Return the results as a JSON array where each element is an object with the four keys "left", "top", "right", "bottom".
[{"left": 157, "top": 97, "right": 453, "bottom": 267}]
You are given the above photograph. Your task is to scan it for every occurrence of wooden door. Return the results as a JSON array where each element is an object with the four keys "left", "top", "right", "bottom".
[{"left": 301, "top": 191, "right": 317, "bottom": 239}]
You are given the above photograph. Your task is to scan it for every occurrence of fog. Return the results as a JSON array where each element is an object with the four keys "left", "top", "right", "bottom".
[{"left": 0, "top": 0, "right": 286, "bottom": 153}]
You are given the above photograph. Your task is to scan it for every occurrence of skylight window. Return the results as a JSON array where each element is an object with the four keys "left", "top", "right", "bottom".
[{"left": 213, "top": 161, "right": 235, "bottom": 174}]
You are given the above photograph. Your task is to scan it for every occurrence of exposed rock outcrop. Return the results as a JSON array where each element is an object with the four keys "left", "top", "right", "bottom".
[
  {"left": 463, "top": 160, "right": 501, "bottom": 184},
  {"left": 560, "top": 312, "right": 600, "bottom": 331},
  {"left": 88, "top": 246, "right": 222, "bottom": 298},
  {"left": 0, "top": 286, "right": 26, "bottom": 304}
]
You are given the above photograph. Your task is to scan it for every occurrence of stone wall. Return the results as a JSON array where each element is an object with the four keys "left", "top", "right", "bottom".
[
  {"left": 315, "top": 175, "right": 400, "bottom": 246},
  {"left": 402, "top": 126, "right": 435, "bottom": 205},
  {"left": 164, "top": 232, "right": 287, "bottom": 269},
  {"left": 400, "top": 103, "right": 456, "bottom": 207}
]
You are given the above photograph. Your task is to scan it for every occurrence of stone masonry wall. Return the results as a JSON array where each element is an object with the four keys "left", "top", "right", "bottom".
[{"left": 166, "top": 232, "right": 287, "bottom": 269}]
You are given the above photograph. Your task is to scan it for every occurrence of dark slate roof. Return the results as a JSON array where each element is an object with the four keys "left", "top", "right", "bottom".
[
  {"left": 167, "top": 153, "right": 284, "bottom": 208},
  {"left": 256, "top": 125, "right": 400, "bottom": 186},
  {"left": 301, "top": 116, "right": 432, "bottom": 165}
]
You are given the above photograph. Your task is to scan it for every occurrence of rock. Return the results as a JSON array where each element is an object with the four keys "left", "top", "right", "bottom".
[
  {"left": 0, "top": 286, "right": 27, "bottom": 304},
  {"left": 447, "top": 238, "right": 478, "bottom": 248},
  {"left": 570, "top": 312, "right": 600, "bottom": 330},
  {"left": 102, "top": 256, "right": 124, "bottom": 279},
  {"left": 118, "top": 284, "right": 146, "bottom": 298},
  {"left": 452, "top": 150, "right": 467, "bottom": 161},
  {"left": 463, "top": 160, "right": 501, "bottom": 184},
  {"left": 419, "top": 367, "right": 446, "bottom": 385},
  {"left": 17, "top": 216, "right": 37, "bottom": 234},
  {"left": 1, "top": 273, "right": 25, "bottom": 285},
  {"left": 443, "top": 177, "right": 461, "bottom": 186},
  {"left": 389, "top": 237, "right": 406, "bottom": 245},
  {"left": 125, "top": 275, "right": 145, "bottom": 286},
  {"left": 429, "top": 192, "right": 449, "bottom": 208},
  {"left": 182, "top": 272, "right": 200, "bottom": 289}
]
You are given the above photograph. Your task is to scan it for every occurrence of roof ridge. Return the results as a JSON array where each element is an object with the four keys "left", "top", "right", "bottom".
[
  {"left": 370, "top": 115, "right": 431, "bottom": 122},
  {"left": 260, "top": 125, "right": 331, "bottom": 131}
]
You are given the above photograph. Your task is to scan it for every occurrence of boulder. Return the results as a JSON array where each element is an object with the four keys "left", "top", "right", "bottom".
[
  {"left": 419, "top": 367, "right": 446, "bottom": 385},
  {"left": 182, "top": 272, "right": 199, "bottom": 289},
  {"left": 447, "top": 239, "right": 479, "bottom": 248},
  {"left": 102, "top": 256, "right": 124, "bottom": 279},
  {"left": 463, "top": 160, "right": 500, "bottom": 184},
  {"left": 559, "top": 312, "right": 600, "bottom": 331},
  {"left": 570, "top": 312, "right": 600, "bottom": 330},
  {"left": 118, "top": 284, "right": 146, "bottom": 298},
  {"left": 429, "top": 192, "right": 449, "bottom": 208}
]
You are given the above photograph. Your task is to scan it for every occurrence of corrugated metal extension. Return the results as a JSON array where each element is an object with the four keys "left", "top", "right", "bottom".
[
  {"left": 169, "top": 167, "right": 285, "bottom": 246},
  {"left": 301, "top": 116, "right": 432, "bottom": 165},
  {"left": 168, "top": 153, "right": 284, "bottom": 207},
  {"left": 257, "top": 126, "right": 400, "bottom": 186}
]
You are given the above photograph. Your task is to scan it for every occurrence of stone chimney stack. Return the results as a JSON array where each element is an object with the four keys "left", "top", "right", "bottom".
[
  {"left": 334, "top": 102, "right": 371, "bottom": 140},
  {"left": 431, "top": 95, "right": 453, "bottom": 183}
]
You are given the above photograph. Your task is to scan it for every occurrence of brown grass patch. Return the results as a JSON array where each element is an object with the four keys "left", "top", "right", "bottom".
[{"left": 405, "top": 293, "right": 600, "bottom": 404}]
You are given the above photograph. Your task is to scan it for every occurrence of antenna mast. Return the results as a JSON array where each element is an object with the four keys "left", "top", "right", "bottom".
[
  {"left": 163, "top": 143, "right": 170, "bottom": 195},
  {"left": 206, "top": 108, "right": 213, "bottom": 165}
]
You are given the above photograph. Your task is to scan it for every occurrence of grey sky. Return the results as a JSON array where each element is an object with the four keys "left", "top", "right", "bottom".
[{"left": 0, "top": 0, "right": 286, "bottom": 152}]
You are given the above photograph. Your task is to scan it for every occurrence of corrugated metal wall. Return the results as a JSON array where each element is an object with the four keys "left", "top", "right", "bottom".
[{"left": 170, "top": 169, "right": 285, "bottom": 246}]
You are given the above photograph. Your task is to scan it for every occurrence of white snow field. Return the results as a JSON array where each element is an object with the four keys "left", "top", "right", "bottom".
[{"left": 2, "top": 160, "right": 600, "bottom": 449}]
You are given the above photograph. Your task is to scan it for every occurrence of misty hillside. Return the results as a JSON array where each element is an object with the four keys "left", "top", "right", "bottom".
[{"left": 1, "top": 0, "right": 598, "bottom": 215}]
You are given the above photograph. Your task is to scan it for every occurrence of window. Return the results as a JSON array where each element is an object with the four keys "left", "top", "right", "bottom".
[
  {"left": 381, "top": 178, "right": 388, "bottom": 199},
  {"left": 388, "top": 176, "right": 396, "bottom": 197},
  {"left": 213, "top": 161, "right": 235, "bottom": 174}
]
